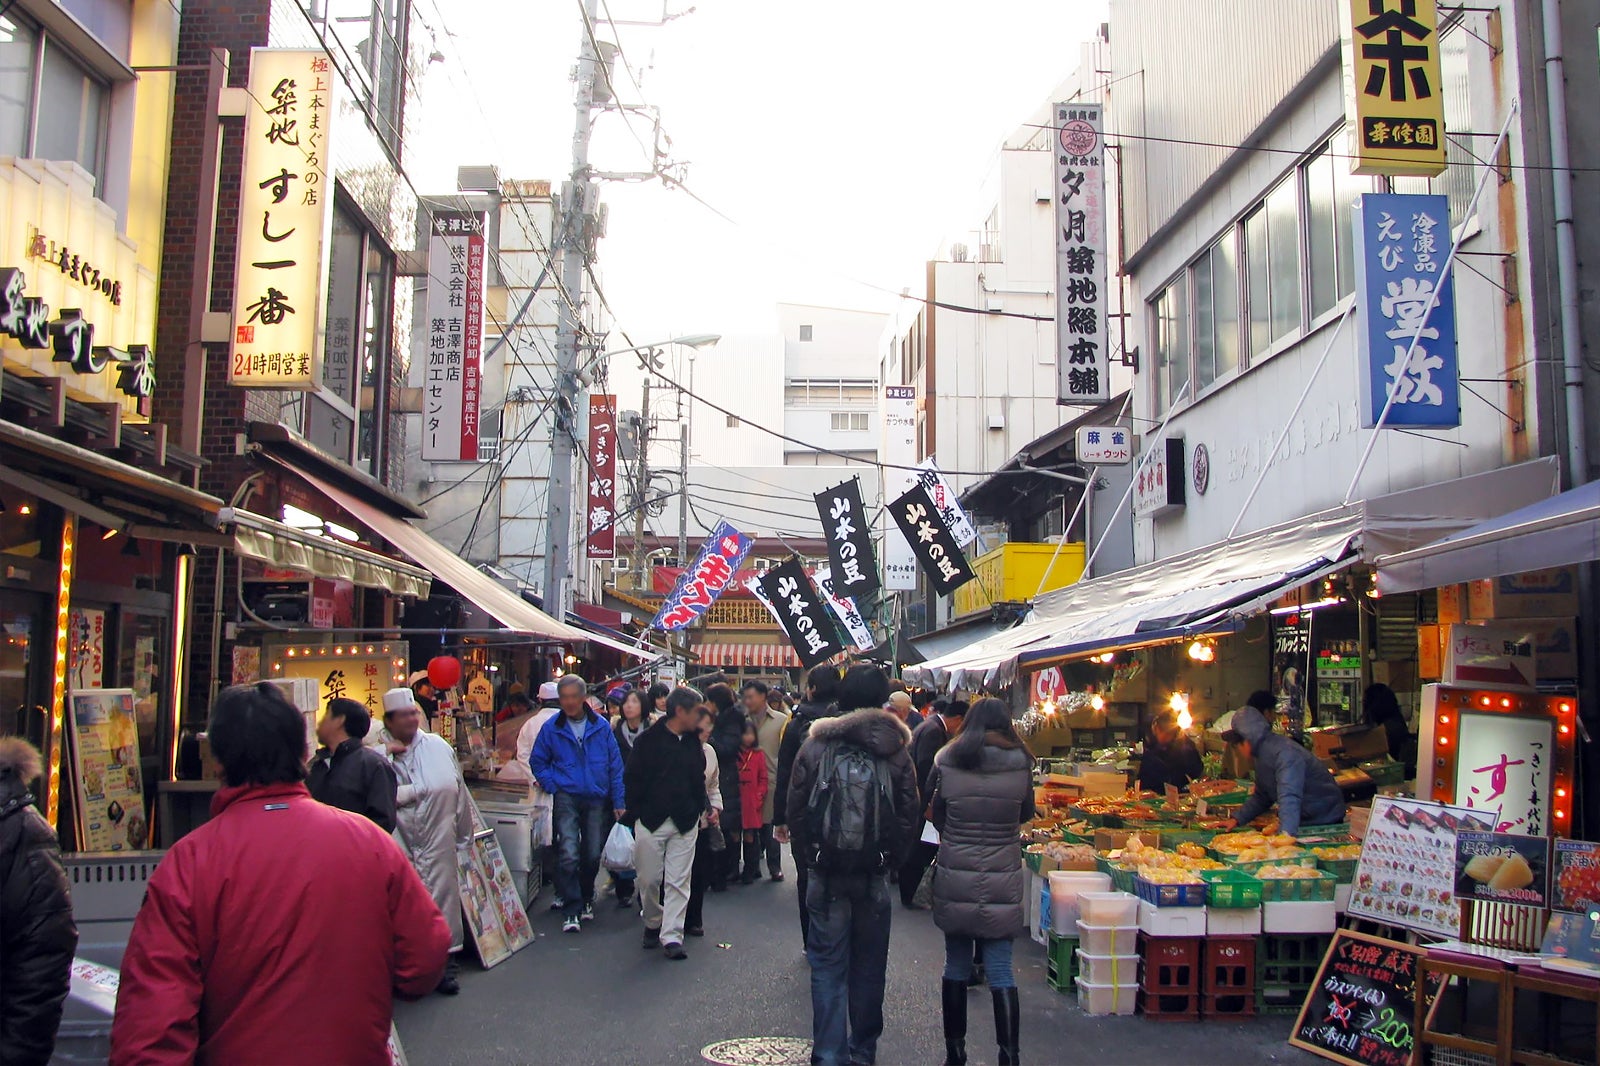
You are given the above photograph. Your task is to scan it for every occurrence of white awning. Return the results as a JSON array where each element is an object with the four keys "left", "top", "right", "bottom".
[
  {"left": 1377, "top": 476, "right": 1600, "bottom": 594},
  {"left": 224, "top": 508, "right": 433, "bottom": 599}
]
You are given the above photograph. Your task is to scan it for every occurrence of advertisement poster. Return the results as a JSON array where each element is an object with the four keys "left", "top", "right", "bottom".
[
  {"left": 1349, "top": 796, "right": 1494, "bottom": 937},
  {"left": 1452, "top": 711, "right": 1552, "bottom": 834},
  {"left": 1290, "top": 931, "right": 1443, "bottom": 1066},
  {"left": 68, "top": 607, "right": 105, "bottom": 691},
  {"left": 275, "top": 652, "right": 392, "bottom": 713},
  {"left": 1539, "top": 908, "right": 1600, "bottom": 977},
  {"left": 421, "top": 211, "right": 487, "bottom": 461},
  {"left": 1552, "top": 839, "right": 1600, "bottom": 913},
  {"left": 1453, "top": 831, "right": 1549, "bottom": 908},
  {"left": 231, "top": 645, "right": 262, "bottom": 687},
  {"left": 69, "top": 689, "right": 148, "bottom": 852},
  {"left": 457, "top": 802, "right": 533, "bottom": 968}
]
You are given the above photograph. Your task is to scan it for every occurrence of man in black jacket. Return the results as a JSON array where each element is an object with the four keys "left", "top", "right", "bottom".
[
  {"left": 899, "top": 699, "right": 966, "bottom": 908},
  {"left": 0, "top": 736, "right": 77, "bottom": 1066},
  {"left": 309, "top": 698, "right": 399, "bottom": 832},
  {"left": 773, "top": 663, "right": 842, "bottom": 944},
  {"left": 786, "top": 665, "right": 920, "bottom": 1066},
  {"left": 624, "top": 686, "right": 712, "bottom": 960}
]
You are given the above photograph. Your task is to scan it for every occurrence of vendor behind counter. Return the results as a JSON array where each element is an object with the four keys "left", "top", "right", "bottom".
[{"left": 1221, "top": 705, "right": 1345, "bottom": 836}]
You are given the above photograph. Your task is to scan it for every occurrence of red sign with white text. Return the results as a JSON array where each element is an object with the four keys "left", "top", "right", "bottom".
[{"left": 586, "top": 395, "right": 617, "bottom": 559}]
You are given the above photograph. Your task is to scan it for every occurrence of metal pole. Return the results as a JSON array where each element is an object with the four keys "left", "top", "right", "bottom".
[
  {"left": 543, "top": 0, "right": 602, "bottom": 618},
  {"left": 630, "top": 377, "right": 651, "bottom": 581},
  {"left": 677, "top": 421, "right": 689, "bottom": 566},
  {"left": 1542, "top": 0, "right": 1589, "bottom": 486}
]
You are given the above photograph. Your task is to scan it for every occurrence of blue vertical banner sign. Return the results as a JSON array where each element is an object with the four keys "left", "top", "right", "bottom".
[
  {"left": 650, "top": 521, "right": 752, "bottom": 631},
  {"left": 1353, "top": 192, "right": 1460, "bottom": 428}
]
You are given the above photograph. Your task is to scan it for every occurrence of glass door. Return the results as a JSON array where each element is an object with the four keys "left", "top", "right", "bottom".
[{"left": 0, "top": 591, "right": 47, "bottom": 749}]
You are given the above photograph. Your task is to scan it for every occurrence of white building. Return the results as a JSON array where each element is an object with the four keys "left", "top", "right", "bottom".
[{"left": 778, "top": 302, "right": 890, "bottom": 466}]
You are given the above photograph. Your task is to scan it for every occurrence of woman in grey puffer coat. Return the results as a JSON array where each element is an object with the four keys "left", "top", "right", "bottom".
[{"left": 928, "top": 698, "right": 1036, "bottom": 1066}]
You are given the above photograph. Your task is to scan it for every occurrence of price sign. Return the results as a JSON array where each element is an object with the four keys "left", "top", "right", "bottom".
[{"left": 1290, "top": 931, "right": 1444, "bottom": 1066}]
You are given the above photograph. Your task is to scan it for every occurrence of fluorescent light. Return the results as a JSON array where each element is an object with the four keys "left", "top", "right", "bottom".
[{"left": 1269, "top": 596, "right": 1344, "bottom": 616}]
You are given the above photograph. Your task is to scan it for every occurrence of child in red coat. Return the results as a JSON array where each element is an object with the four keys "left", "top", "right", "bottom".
[{"left": 735, "top": 720, "right": 769, "bottom": 885}]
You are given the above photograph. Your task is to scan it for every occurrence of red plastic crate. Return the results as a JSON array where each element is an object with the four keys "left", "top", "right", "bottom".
[
  {"left": 1138, "top": 989, "right": 1201, "bottom": 1021},
  {"left": 1138, "top": 933, "right": 1202, "bottom": 994},
  {"left": 1202, "top": 991, "right": 1258, "bottom": 1018},
  {"left": 1204, "top": 937, "right": 1257, "bottom": 993}
]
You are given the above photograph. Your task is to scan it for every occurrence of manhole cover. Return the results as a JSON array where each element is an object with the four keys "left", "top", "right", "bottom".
[{"left": 700, "top": 1036, "right": 813, "bottom": 1065}]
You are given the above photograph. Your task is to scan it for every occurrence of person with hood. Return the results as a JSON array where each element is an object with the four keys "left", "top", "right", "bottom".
[
  {"left": 379, "top": 686, "right": 475, "bottom": 995},
  {"left": 1222, "top": 698, "right": 1346, "bottom": 836},
  {"left": 309, "top": 697, "right": 398, "bottom": 832},
  {"left": 1137, "top": 708, "right": 1204, "bottom": 796},
  {"left": 785, "top": 664, "right": 920, "bottom": 1066},
  {"left": 111, "top": 684, "right": 448, "bottom": 1064},
  {"left": 773, "top": 663, "right": 841, "bottom": 944},
  {"left": 529, "top": 675, "right": 626, "bottom": 933},
  {"left": 0, "top": 737, "right": 77, "bottom": 1066},
  {"left": 703, "top": 683, "right": 745, "bottom": 888},
  {"left": 927, "top": 699, "right": 1036, "bottom": 1066}
]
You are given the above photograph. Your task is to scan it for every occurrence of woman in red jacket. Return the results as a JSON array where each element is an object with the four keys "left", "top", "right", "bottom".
[{"left": 735, "top": 720, "right": 769, "bottom": 886}]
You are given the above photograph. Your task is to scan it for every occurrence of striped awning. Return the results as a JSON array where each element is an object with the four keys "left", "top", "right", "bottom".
[{"left": 694, "top": 642, "right": 800, "bottom": 668}]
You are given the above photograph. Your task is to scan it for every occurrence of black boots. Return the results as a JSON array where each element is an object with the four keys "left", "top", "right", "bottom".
[
  {"left": 940, "top": 978, "right": 967, "bottom": 1065},
  {"left": 992, "top": 987, "right": 1020, "bottom": 1065}
]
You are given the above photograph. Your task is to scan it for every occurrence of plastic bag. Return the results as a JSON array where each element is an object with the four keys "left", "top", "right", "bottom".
[{"left": 602, "top": 822, "right": 635, "bottom": 873}]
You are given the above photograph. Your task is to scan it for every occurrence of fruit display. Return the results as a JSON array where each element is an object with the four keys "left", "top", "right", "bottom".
[
  {"left": 1211, "top": 831, "right": 1301, "bottom": 860},
  {"left": 1310, "top": 844, "right": 1362, "bottom": 861},
  {"left": 1039, "top": 841, "right": 1097, "bottom": 865},
  {"left": 1255, "top": 864, "right": 1323, "bottom": 880},
  {"left": 1190, "top": 779, "right": 1245, "bottom": 799},
  {"left": 1111, "top": 833, "right": 1224, "bottom": 873},
  {"left": 1137, "top": 867, "right": 1205, "bottom": 885}
]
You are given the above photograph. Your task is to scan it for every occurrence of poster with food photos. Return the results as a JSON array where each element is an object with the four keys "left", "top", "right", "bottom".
[
  {"left": 68, "top": 689, "right": 148, "bottom": 852},
  {"left": 1349, "top": 796, "right": 1496, "bottom": 937},
  {"left": 456, "top": 801, "right": 533, "bottom": 968}
]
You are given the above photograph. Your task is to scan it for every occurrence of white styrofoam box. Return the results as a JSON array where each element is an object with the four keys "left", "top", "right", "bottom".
[
  {"left": 1078, "top": 891, "right": 1139, "bottom": 926},
  {"left": 1138, "top": 899, "right": 1206, "bottom": 938},
  {"left": 1262, "top": 899, "right": 1338, "bottom": 934},
  {"left": 1076, "top": 977, "right": 1138, "bottom": 1015},
  {"left": 1206, "top": 906, "right": 1263, "bottom": 937},
  {"left": 1076, "top": 948, "right": 1140, "bottom": 987},
  {"left": 1334, "top": 883, "right": 1352, "bottom": 914},
  {"left": 1076, "top": 919, "right": 1139, "bottom": 957}
]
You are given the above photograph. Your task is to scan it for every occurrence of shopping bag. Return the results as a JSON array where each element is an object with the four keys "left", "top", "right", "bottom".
[{"left": 601, "top": 822, "right": 635, "bottom": 872}]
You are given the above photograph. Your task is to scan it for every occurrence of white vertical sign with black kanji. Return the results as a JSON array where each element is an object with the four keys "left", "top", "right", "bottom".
[
  {"left": 422, "top": 211, "right": 488, "bottom": 460},
  {"left": 881, "top": 385, "right": 919, "bottom": 591},
  {"left": 1053, "top": 101, "right": 1109, "bottom": 405}
]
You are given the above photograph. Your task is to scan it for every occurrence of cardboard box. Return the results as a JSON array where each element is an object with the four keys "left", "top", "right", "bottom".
[
  {"left": 1418, "top": 623, "right": 1442, "bottom": 678},
  {"left": 1045, "top": 772, "right": 1126, "bottom": 798},
  {"left": 1525, "top": 615, "right": 1579, "bottom": 681},
  {"left": 1441, "top": 622, "right": 1537, "bottom": 689},
  {"left": 1436, "top": 584, "right": 1469, "bottom": 624},
  {"left": 1467, "top": 565, "right": 1579, "bottom": 620},
  {"left": 1094, "top": 829, "right": 1160, "bottom": 852}
]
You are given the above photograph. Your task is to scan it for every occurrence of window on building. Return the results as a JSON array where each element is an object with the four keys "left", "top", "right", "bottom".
[
  {"left": 318, "top": 0, "right": 407, "bottom": 150},
  {"left": 1154, "top": 281, "right": 1189, "bottom": 413},
  {"left": 477, "top": 406, "right": 502, "bottom": 461},
  {"left": 830, "top": 411, "right": 869, "bottom": 432},
  {"left": 1304, "top": 144, "right": 1373, "bottom": 320},
  {"left": 726, "top": 413, "right": 740, "bottom": 428},
  {"left": 798, "top": 324, "right": 813, "bottom": 341},
  {"left": 1194, "top": 231, "right": 1240, "bottom": 391},
  {"left": 0, "top": 15, "right": 109, "bottom": 189},
  {"left": 1243, "top": 176, "right": 1301, "bottom": 360}
]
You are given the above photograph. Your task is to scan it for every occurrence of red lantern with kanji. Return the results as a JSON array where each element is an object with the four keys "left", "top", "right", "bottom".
[{"left": 427, "top": 655, "right": 462, "bottom": 690}]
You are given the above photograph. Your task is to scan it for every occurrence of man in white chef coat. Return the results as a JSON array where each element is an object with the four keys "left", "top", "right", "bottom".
[{"left": 381, "top": 686, "right": 474, "bottom": 995}]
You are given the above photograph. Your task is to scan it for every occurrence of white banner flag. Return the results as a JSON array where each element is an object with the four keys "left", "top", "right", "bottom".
[{"left": 814, "top": 566, "right": 876, "bottom": 652}]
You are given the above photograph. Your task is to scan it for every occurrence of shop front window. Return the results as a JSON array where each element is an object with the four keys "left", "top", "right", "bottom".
[
  {"left": 0, "top": 596, "right": 43, "bottom": 746},
  {"left": 0, "top": 14, "right": 109, "bottom": 190}
]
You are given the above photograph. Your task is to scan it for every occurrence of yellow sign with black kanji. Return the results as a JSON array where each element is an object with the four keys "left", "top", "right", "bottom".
[{"left": 1342, "top": 0, "right": 1448, "bottom": 177}]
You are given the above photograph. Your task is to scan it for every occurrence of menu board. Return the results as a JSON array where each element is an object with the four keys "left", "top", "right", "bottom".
[
  {"left": 1552, "top": 839, "right": 1600, "bottom": 913},
  {"left": 1290, "top": 931, "right": 1444, "bottom": 1066},
  {"left": 69, "top": 689, "right": 149, "bottom": 851},
  {"left": 1348, "top": 796, "right": 1495, "bottom": 937},
  {"left": 1453, "top": 831, "right": 1549, "bottom": 908},
  {"left": 456, "top": 801, "right": 533, "bottom": 968}
]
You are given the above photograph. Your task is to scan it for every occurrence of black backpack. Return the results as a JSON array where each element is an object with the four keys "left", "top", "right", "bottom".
[{"left": 805, "top": 742, "right": 893, "bottom": 874}]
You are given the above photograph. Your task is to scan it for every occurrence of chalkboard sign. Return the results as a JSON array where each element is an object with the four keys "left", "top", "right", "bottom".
[{"left": 1289, "top": 931, "right": 1444, "bottom": 1066}]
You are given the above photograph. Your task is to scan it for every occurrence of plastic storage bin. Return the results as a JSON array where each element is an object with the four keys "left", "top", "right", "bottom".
[
  {"left": 1075, "top": 919, "right": 1138, "bottom": 956},
  {"left": 1076, "top": 977, "right": 1139, "bottom": 1016},
  {"left": 1200, "top": 868, "right": 1264, "bottom": 909},
  {"left": 1334, "top": 882, "right": 1352, "bottom": 913},
  {"left": 1133, "top": 874, "right": 1207, "bottom": 908},
  {"left": 1138, "top": 899, "right": 1207, "bottom": 938},
  {"left": 1262, "top": 899, "right": 1338, "bottom": 934},
  {"left": 1255, "top": 868, "right": 1337, "bottom": 902},
  {"left": 1206, "top": 905, "right": 1263, "bottom": 937},
  {"left": 1075, "top": 948, "right": 1140, "bottom": 986},
  {"left": 1078, "top": 890, "right": 1139, "bottom": 926},
  {"left": 1049, "top": 870, "right": 1111, "bottom": 931}
]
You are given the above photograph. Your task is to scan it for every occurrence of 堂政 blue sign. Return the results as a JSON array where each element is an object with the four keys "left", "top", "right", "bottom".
[{"left": 1353, "top": 192, "right": 1460, "bottom": 428}]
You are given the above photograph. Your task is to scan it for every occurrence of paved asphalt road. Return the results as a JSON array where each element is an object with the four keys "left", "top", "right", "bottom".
[{"left": 394, "top": 857, "right": 1310, "bottom": 1066}]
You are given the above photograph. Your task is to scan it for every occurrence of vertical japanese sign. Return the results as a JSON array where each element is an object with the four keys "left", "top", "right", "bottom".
[
  {"left": 916, "top": 459, "right": 978, "bottom": 547},
  {"left": 890, "top": 482, "right": 977, "bottom": 597},
  {"left": 880, "top": 385, "right": 918, "bottom": 591},
  {"left": 759, "top": 559, "right": 844, "bottom": 669},
  {"left": 1053, "top": 101, "right": 1109, "bottom": 404},
  {"left": 585, "top": 395, "right": 617, "bottom": 559},
  {"left": 229, "top": 49, "right": 337, "bottom": 388},
  {"left": 422, "top": 211, "right": 488, "bottom": 460},
  {"left": 651, "top": 521, "right": 752, "bottom": 631},
  {"left": 814, "top": 479, "right": 879, "bottom": 599},
  {"left": 1342, "top": 0, "right": 1448, "bottom": 177},
  {"left": 1354, "top": 193, "right": 1459, "bottom": 428},
  {"left": 814, "top": 566, "right": 877, "bottom": 653},
  {"left": 1453, "top": 712, "right": 1552, "bottom": 835}
]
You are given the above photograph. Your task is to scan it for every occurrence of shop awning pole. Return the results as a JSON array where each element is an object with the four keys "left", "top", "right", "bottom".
[{"left": 1034, "top": 392, "right": 1131, "bottom": 598}]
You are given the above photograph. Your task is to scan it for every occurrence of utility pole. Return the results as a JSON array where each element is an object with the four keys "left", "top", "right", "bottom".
[
  {"left": 630, "top": 377, "right": 652, "bottom": 583},
  {"left": 543, "top": 0, "right": 602, "bottom": 618},
  {"left": 676, "top": 421, "right": 689, "bottom": 567}
]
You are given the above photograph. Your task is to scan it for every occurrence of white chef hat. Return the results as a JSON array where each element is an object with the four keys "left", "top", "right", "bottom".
[{"left": 383, "top": 687, "right": 419, "bottom": 715}]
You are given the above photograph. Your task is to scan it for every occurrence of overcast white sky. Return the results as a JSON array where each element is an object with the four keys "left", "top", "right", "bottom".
[{"left": 413, "top": 0, "right": 1107, "bottom": 340}]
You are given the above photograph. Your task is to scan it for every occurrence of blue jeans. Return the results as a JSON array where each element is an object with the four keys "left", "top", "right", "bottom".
[
  {"left": 943, "top": 934, "right": 1016, "bottom": 990},
  {"left": 805, "top": 870, "right": 892, "bottom": 1066},
  {"left": 552, "top": 793, "right": 606, "bottom": 919}
]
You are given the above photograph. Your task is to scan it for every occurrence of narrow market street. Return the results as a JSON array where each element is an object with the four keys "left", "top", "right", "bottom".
[{"left": 394, "top": 867, "right": 1298, "bottom": 1066}]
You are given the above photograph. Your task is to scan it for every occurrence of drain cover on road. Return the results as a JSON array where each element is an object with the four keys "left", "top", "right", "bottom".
[{"left": 700, "top": 1036, "right": 812, "bottom": 1065}]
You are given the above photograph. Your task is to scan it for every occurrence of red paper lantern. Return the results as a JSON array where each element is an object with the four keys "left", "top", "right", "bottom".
[{"left": 427, "top": 655, "right": 462, "bottom": 690}]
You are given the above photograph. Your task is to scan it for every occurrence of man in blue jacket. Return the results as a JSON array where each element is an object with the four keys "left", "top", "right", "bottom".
[
  {"left": 1222, "top": 701, "right": 1346, "bottom": 837},
  {"left": 530, "top": 674, "right": 626, "bottom": 933}
]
